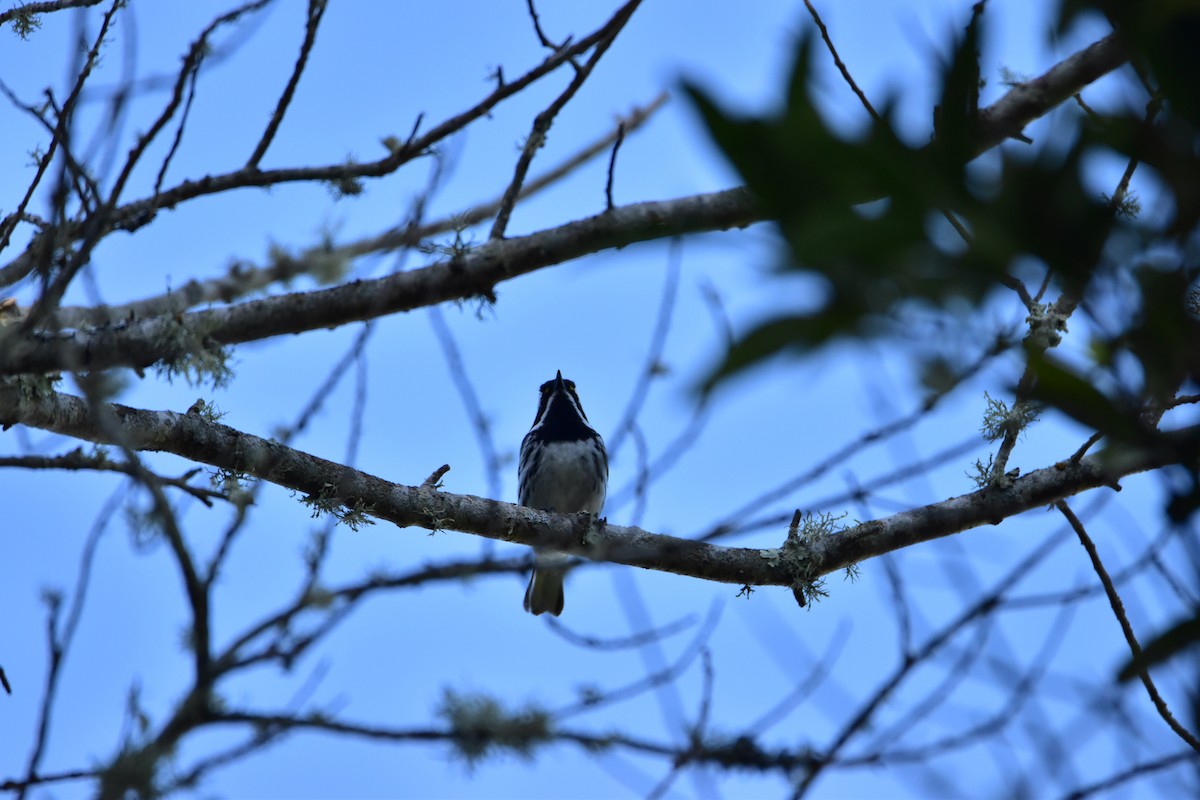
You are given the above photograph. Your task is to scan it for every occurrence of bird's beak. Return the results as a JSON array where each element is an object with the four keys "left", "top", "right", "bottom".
[{"left": 555, "top": 370, "right": 564, "bottom": 391}]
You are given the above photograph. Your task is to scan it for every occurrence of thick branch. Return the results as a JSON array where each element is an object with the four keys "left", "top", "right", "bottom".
[
  {"left": 0, "top": 189, "right": 756, "bottom": 375},
  {"left": 48, "top": 92, "right": 670, "bottom": 329},
  {"left": 0, "top": 3, "right": 634, "bottom": 289},
  {"left": 0, "top": 384, "right": 1184, "bottom": 589},
  {"left": 973, "top": 32, "right": 1127, "bottom": 154},
  {"left": 0, "top": 30, "right": 1131, "bottom": 376}
]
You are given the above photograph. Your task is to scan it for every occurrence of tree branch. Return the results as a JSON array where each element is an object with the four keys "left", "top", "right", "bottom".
[
  {"left": 1057, "top": 500, "right": 1200, "bottom": 752},
  {"left": 0, "top": 0, "right": 651, "bottom": 292},
  {"left": 245, "top": 0, "right": 328, "bottom": 169},
  {"left": 0, "top": 0, "right": 104, "bottom": 31},
  {"left": 0, "top": 383, "right": 1188, "bottom": 591},
  {"left": 45, "top": 92, "right": 668, "bottom": 328},
  {"left": 0, "top": 188, "right": 757, "bottom": 375},
  {"left": 488, "top": 0, "right": 641, "bottom": 239},
  {"left": 0, "top": 449, "right": 226, "bottom": 505},
  {"left": 0, "top": 28, "right": 1131, "bottom": 375},
  {"left": 973, "top": 32, "right": 1127, "bottom": 154}
]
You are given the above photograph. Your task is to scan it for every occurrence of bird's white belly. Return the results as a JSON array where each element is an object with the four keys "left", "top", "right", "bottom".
[{"left": 525, "top": 440, "right": 606, "bottom": 514}]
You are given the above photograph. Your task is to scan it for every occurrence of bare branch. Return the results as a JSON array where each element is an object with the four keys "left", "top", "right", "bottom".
[
  {"left": 46, "top": 93, "right": 668, "bottom": 328},
  {"left": 430, "top": 306, "right": 503, "bottom": 500},
  {"left": 803, "top": 0, "right": 880, "bottom": 122},
  {"left": 0, "top": 769, "right": 99, "bottom": 794},
  {"left": 489, "top": 0, "right": 642, "bottom": 239},
  {"left": 792, "top": 524, "right": 1071, "bottom": 797},
  {"left": 1057, "top": 500, "right": 1200, "bottom": 752},
  {"left": 546, "top": 612, "right": 697, "bottom": 651},
  {"left": 16, "top": 485, "right": 124, "bottom": 800},
  {"left": 0, "top": 26, "right": 1130, "bottom": 372},
  {"left": 524, "top": 0, "right": 568, "bottom": 52},
  {"left": 0, "top": 4, "right": 644, "bottom": 291},
  {"left": 1064, "top": 749, "right": 1200, "bottom": 800},
  {"left": 0, "top": 449, "right": 227, "bottom": 505},
  {"left": 245, "top": 0, "right": 328, "bottom": 168},
  {"left": 604, "top": 121, "right": 625, "bottom": 210},
  {"left": 973, "top": 32, "right": 1127, "bottom": 154},
  {"left": 607, "top": 238, "right": 681, "bottom": 458},
  {"left": 19, "top": 0, "right": 271, "bottom": 333},
  {"left": 0, "top": 0, "right": 119, "bottom": 258}
]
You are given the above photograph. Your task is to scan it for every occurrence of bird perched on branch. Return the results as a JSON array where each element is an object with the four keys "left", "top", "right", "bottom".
[{"left": 518, "top": 371, "right": 607, "bottom": 616}]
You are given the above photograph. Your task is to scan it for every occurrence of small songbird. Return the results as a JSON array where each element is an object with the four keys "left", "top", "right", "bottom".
[{"left": 518, "top": 371, "right": 608, "bottom": 616}]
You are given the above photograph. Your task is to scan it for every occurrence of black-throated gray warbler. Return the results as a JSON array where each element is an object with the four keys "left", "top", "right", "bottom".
[{"left": 518, "top": 371, "right": 608, "bottom": 616}]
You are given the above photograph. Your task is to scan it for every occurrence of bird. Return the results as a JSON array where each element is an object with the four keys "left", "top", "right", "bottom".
[{"left": 518, "top": 370, "right": 608, "bottom": 616}]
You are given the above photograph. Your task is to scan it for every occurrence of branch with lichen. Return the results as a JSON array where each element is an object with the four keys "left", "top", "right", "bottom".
[
  {"left": 0, "top": 188, "right": 757, "bottom": 375},
  {"left": 0, "top": 381, "right": 1189, "bottom": 594},
  {"left": 0, "top": 29, "right": 1130, "bottom": 377},
  {"left": 0, "top": 0, "right": 643, "bottom": 292},
  {"left": 45, "top": 93, "right": 669, "bottom": 329}
]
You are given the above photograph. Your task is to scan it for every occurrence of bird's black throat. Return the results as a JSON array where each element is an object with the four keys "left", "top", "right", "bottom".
[{"left": 537, "top": 394, "right": 597, "bottom": 442}]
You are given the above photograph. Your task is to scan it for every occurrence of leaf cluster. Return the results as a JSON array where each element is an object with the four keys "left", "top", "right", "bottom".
[
  {"left": 690, "top": 3, "right": 1200, "bottom": 425},
  {"left": 691, "top": 1, "right": 1200, "bottom": 501}
]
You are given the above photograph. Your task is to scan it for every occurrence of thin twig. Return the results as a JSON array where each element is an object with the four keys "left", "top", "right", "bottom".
[
  {"left": 1069, "top": 432, "right": 1104, "bottom": 463},
  {"left": 1056, "top": 500, "right": 1200, "bottom": 751},
  {"left": 791, "top": 525, "right": 1072, "bottom": 798},
  {"left": 554, "top": 602, "right": 721, "bottom": 719},
  {"left": 0, "top": 5, "right": 635, "bottom": 291},
  {"left": 0, "top": 769, "right": 99, "bottom": 793},
  {"left": 16, "top": 485, "right": 125, "bottom": 800},
  {"left": 22, "top": 0, "right": 271, "bottom": 331},
  {"left": 803, "top": 0, "right": 880, "bottom": 122},
  {"left": 747, "top": 622, "right": 850, "bottom": 733},
  {"left": 246, "top": 0, "right": 328, "bottom": 168},
  {"left": 1063, "top": 749, "right": 1200, "bottom": 800},
  {"left": 0, "top": 451, "right": 226, "bottom": 505},
  {"left": 607, "top": 237, "right": 681, "bottom": 458},
  {"left": 706, "top": 337, "right": 1008, "bottom": 537},
  {"left": 646, "top": 647, "right": 716, "bottom": 800},
  {"left": 546, "top": 612, "right": 696, "bottom": 650},
  {"left": 804, "top": 0, "right": 1026, "bottom": 303},
  {"left": 524, "top": 0, "right": 568, "bottom": 51},
  {"left": 0, "top": 0, "right": 119, "bottom": 260},
  {"left": 49, "top": 93, "right": 668, "bottom": 328},
  {"left": 489, "top": 0, "right": 642, "bottom": 239},
  {"left": 421, "top": 464, "right": 451, "bottom": 488},
  {"left": 604, "top": 121, "right": 625, "bottom": 210},
  {"left": 430, "top": 306, "right": 503, "bottom": 501},
  {"left": 993, "top": 95, "right": 1162, "bottom": 480},
  {"left": 152, "top": 54, "right": 201, "bottom": 196}
]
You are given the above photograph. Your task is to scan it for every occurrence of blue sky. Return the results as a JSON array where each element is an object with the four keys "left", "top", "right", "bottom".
[{"left": 1, "top": 1, "right": 1195, "bottom": 798}]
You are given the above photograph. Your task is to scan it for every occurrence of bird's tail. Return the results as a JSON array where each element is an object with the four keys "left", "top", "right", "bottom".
[{"left": 524, "top": 564, "right": 565, "bottom": 616}]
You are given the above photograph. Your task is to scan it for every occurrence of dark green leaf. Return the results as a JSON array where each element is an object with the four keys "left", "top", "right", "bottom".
[
  {"left": 1117, "top": 612, "right": 1200, "bottom": 683},
  {"left": 701, "top": 314, "right": 847, "bottom": 392},
  {"left": 1026, "top": 354, "right": 1142, "bottom": 441}
]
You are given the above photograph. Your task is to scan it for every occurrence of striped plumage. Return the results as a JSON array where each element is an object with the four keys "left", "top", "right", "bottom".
[{"left": 518, "top": 371, "right": 607, "bottom": 616}]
